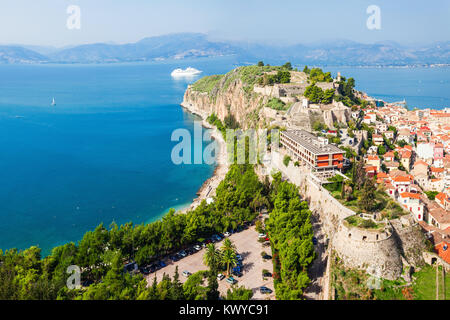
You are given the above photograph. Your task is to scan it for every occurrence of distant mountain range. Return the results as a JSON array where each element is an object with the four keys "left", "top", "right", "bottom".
[{"left": 1, "top": 33, "right": 449, "bottom": 66}]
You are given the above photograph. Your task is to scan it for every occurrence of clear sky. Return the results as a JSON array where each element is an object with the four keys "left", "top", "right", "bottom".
[{"left": 0, "top": 0, "right": 449, "bottom": 47}]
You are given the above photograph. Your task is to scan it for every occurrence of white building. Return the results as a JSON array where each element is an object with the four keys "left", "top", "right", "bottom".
[{"left": 417, "top": 142, "right": 434, "bottom": 163}]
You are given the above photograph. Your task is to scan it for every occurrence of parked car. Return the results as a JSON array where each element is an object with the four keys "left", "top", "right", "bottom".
[
  {"left": 158, "top": 261, "right": 166, "bottom": 268},
  {"left": 182, "top": 271, "right": 192, "bottom": 277},
  {"left": 236, "top": 254, "right": 242, "bottom": 261},
  {"left": 170, "top": 255, "right": 179, "bottom": 262},
  {"left": 312, "top": 237, "right": 318, "bottom": 245},
  {"left": 179, "top": 250, "right": 187, "bottom": 257},
  {"left": 217, "top": 273, "right": 225, "bottom": 281},
  {"left": 226, "top": 277, "right": 237, "bottom": 285},
  {"left": 262, "top": 271, "right": 272, "bottom": 277},
  {"left": 232, "top": 270, "right": 243, "bottom": 278},
  {"left": 264, "top": 237, "right": 270, "bottom": 241},
  {"left": 224, "top": 231, "right": 231, "bottom": 237},
  {"left": 186, "top": 248, "right": 194, "bottom": 255},
  {"left": 262, "top": 254, "right": 272, "bottom": 260},
  {"left": 205, "top": 239, "right": 212, "bottom": 244},
  {"left": 258, "top": 233, "right": 266, "bottom": 238},
  {"left": 260, "top": 286, "right": 273, "bottom": 294},
  {"left": 194, "top": 244, "right": 202, "bottom": 251}
]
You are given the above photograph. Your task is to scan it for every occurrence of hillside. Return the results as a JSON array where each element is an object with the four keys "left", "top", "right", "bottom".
[
  {"left": 1, "top": 33, "right": 450, "bottom": 65},
  {"left": 182, "top": 65, "right": 353, "bottom": 130}
]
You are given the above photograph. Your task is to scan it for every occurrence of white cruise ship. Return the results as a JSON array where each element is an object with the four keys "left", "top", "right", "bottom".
[{"left": 171, "top": 67, "right": 202, "bottom": 77}]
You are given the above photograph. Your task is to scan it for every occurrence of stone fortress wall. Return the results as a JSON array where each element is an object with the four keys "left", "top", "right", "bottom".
[{"left": 263, "top": 150, "right": 424, "bottom": 280}]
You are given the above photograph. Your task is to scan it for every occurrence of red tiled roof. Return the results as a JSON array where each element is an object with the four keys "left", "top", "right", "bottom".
[
  {"left": 404, "top": 145, "right": 413, "bottom": 151},
  {"left": 400, "top": 192, "right": 421, "bottom": 200},
  {"left": 435, "top": 242, "right": 450, "bottom": 264},
  {"left": 393, "top": 176, "right": 411, "bottom": 182},
  {"left": 401, "top": 150, "right": 412, "bottom": 158},
  {"left": 414, "top": 160, "right": 428, "bottom": 167},
  {"left": 435, "top": 192, "right": 447, "bottom": 203}
]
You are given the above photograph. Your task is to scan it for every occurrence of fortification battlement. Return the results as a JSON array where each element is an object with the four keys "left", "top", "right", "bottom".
[{"left": 342, "top": 215, "right": 393, "bottom": 243}]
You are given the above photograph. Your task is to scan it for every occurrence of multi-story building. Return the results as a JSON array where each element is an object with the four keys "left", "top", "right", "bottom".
[{"left": 280, "top": 130, "right": 344, "bottom": 172}]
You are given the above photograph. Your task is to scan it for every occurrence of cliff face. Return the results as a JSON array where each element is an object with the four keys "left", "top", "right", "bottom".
[{"left": 182, "top": 75, "right": 268, "bottom": 129}]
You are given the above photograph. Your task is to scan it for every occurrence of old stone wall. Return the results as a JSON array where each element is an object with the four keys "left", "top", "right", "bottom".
[
  {"left": 333, "top": 222, "right": 403, "bottom": 280},
  {"left": 265, "top": 150, "right": 404, "bottom": 279}
]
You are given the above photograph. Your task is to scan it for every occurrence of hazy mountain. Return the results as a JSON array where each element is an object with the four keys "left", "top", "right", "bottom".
[
  {"left": 0, "top": 46, "right": 48, "bottom": 63},
  {"left": 0, "top": 33, "right": 449, "bottom": 66},
  {"left": 48, "top": 33, "right": 238, "bottom": 63}
]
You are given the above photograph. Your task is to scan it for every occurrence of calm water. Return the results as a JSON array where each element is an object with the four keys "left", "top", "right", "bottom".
[
  {"left": 0, "top": 57, "right": 449, "bottom": 255},
  {"left": 325, "top": 66, "right": 450, "bottom": 109},
  {"left": 0, "top": 57, "right": 238, "bottom": 255}
]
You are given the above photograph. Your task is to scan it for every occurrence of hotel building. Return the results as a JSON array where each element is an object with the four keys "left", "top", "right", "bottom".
[{"left": 280, "top": 130, "right": 344, "bottom": 172}]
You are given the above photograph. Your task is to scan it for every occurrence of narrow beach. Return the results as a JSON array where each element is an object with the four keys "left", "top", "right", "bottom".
[{"left": 179, "top": 102, "right": 229, "bottom": 213}]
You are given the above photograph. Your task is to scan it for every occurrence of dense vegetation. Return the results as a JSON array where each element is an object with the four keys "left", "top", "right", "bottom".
[
  {"left": 323, "top": 161, "right": 405, "bottom": 219},
  {"left": 266, "top": 172, "right": 315, "bottom": 299},
  {"left": 191, "top": 74, "right": 224, "bottom": 95},
  {"left": 0, "top": 164, "right": 264, "bottom": 300},
  {"left": 304, "top": 84, "right": 335, "bottom": 104},
  {"left": 303, "top": 66, "right": 333, "bottom": 82},
  {"left": 256, "top": 70, "right": 291, "bottom": 86},
  {"left": 266, "top": 98, "right": 289, "bottom": 111}
]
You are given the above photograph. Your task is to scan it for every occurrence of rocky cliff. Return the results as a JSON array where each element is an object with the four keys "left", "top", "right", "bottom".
[
  {"left": 181, "top": 66, "right": 351, "bottom": 130},
  {"left": 182, "top": 68, "right": 269, "bottom": 129}
]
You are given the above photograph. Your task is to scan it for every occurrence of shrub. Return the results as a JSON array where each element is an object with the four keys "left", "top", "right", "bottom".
[
  {"left": 283, "top": 155, "right": 291, "bottom": 167},
  {"left": 266, "top": 98, "right": 287, "bottom": 111}
]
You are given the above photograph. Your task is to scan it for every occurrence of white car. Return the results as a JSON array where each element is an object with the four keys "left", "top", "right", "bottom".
[
  {"left": 224, "top": 232, "right": 231, "bottom": 237},
  {"left": 258, "top": 233, "right": 266, "bottom": 238},
  {"left": 194, "top": 245, "right": 201, "bottom": 251},
  {"left": 217, "top": 273, "right": 225, "bottom": 281},
  {"left": 182, "top": 271, "right": 192, "bottom": 277}
]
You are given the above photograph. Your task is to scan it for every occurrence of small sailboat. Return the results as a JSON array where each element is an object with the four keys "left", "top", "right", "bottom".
[{"left": 51, "top": 97, "right": 56, "bottom": 106}]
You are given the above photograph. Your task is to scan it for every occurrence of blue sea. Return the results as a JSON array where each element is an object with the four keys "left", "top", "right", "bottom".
[{"left": 0, "top": 56, "right": 449, "bottom": 256}]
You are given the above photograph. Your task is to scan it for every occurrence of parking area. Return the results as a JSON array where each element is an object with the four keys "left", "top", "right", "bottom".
[{"left": 145, "top": 225, "right": 275, "bottom": 300}]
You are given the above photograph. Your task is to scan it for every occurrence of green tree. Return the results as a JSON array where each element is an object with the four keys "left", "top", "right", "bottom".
[
  {"left": 303, "top": 65, "right": 310, "bottom": 74},
  {"left": 203, "top": 243, "right": 220, "bottom": 273},
  {"left": 377, "top": 145, "right": 387, "bottom": 155},
  {"left": 221, "top": 250, "right": 237, "bottom": 276},
  {"left": 257, "top": 61, "right": 264, "bottom": 67},
  {"left": 225, "top": 286, "right": 253, "bottom": 300},
  {"left": 358, "top": 179, "right": 376, "bottom": 212},
  {"left": 282, "top": 62, "right": 293, "bottom": 70}
]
